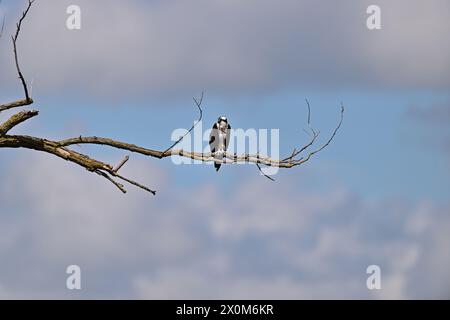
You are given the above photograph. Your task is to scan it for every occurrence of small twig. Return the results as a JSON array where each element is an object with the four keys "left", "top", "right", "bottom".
[
  {"left": 309, "top": 104, "right": 344, "bottom": 154},
  {"left": 160, "top": 91, "right": 204, "bottom": 157},
  {"left": 281, "top": 98, "right": 325, "bottom": 163},
  {"left": 11, "top": 0, "right": 35, "bottom": 103},
  {"left": 297, "top": 103, "right": 345, "bottom": 164},
  {"left": 305, "top": 98, "right": 311, "bottom": 125},
  {"left": 113, "top": 155, "right": 129, "bottom": 172},
  {"left": 281, "top": 130, "right": 319, "bottom": 162},
  {"left": 112, "top": 172, "right": 156, "bottom": 195},
  {"left": 256, "top": 163, "right": 275, "bottom": 181},
  {"left": 288, "top": 148, "right": 297, "bottom": 163},
  {"left": 280, "top": 99, "right": 319, "bottom": 162},
  {"left": 0, "top": 0, "right": 34, "bottom": 114},
  {"left": 95, "top": 170, "right": 127, "bottom": 194},
  {"left": 256, "top": 155, "right": 275, "bottom": 181}
]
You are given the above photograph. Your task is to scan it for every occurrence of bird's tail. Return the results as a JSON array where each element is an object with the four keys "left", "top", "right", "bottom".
[{"left": 214, "top": 152, "right": 223, "bottom": 171}]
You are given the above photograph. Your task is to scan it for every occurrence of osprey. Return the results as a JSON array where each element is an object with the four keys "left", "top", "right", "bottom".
[{"left": 209, "top": 116, "right": 231, "bottom": 171}]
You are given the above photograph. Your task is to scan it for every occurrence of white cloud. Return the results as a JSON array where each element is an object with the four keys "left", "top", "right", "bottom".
[
  {"left": 0, "top": 151, "right": 449, "bottom": 299},
  {"left": 1, "top": 0, "right": 448, "bottom": 101}
]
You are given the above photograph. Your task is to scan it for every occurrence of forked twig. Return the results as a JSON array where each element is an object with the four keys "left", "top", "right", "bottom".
[
  {"left": 11, "top": 0, "right": 35, "bottom": 102},
  {"left": 160, "top": 91, "right": 204, "bottom": 157}
]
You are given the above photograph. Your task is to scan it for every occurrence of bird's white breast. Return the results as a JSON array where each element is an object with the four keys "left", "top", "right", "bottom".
[{"left": 217, "top": 131, "right": 227, "bottom": 152}]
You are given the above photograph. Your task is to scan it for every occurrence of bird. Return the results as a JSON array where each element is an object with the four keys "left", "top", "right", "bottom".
[{"left": 209, "top": 116, "right": 231, "bottom": 171}]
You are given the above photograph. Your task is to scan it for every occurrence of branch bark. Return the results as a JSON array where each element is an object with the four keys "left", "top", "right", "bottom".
[
  {"left": 0, "top": 109, "right": 38, "bottom": 135},
  {"left": 0, "top": 98, "right": 34, "bottom": 113}
]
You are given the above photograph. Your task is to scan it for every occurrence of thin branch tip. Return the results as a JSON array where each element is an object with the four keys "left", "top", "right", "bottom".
[
  {"left": 113, "top": 155, "right": 130, "bottom": 172},
  {"left": 256, "top": 162, "right": 276, "bottom": 182},
  {"left": 161, "top": 91, "right": 204, "bottom": 157},
  {"left": 305, "top": 98, "right": 311, "bottom": 125}
]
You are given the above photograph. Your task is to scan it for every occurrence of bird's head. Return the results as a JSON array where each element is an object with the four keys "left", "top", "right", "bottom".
[{"left": 218, "top": 116, "right": 228, "bottom": 123}]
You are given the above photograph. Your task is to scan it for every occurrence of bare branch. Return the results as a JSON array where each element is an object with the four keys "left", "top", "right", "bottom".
[
  {"left": 0, "top": 98, "right": 34, "bottom": 113},
  {"left": 256, "top": 163, "right": 275, "bottom": 181},
  {"left": 113, "top": 155, "right": 130, "bottom": 173},
  {"left": 281, "top": 99, "right": 319, "bottom": 162},
  {"left": 0, "top": 1, "right": 152, "bottom": 195},
  {"left": 11, "top": 0, "right": 34, "bottom": 103},
  {"left": 58, "top": 136, "right": 164, "bottom": 158},
  {"left": 0, "top": 109, "right": 38, "bottom": 135},
  {"left": 112, "top": 171, "right": 156, "bottom": 195},
  {"left": 0, "top": 100, "right": 344, "bottom": 193},
  {"left": 295, "top": 103, "right": 345, "bottom": 165},
  {"left": 281, "top": 129, "right": 319, "bottom": 162},
  {"left": 0, "top": 1, "right": 345, "bottom": 196},
  {"left": 254, "top": 151, "right": 276, "bottom": 181},
  {"left": 53, "top": 99, "right": 343, "bottom": 169},
  {"left": 160, "top": 91, "right": 204, "bottom": 157},
  {"left": 0, "top": 134, "right": 157, "bottom": 195},
  {"left": 0, "top": 1, "right": 34, "bottom": 115},
  {"left": 305, "top": 98, "right": 311, "bottom": 125},
  {"left": 95, "top": 170, "right": 127, "bottom": 194}
]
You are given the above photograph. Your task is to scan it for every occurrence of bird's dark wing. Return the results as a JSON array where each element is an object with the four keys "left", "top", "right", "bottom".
[
  {"left": 225, "top": 123, "right": 231, "bottom": 151},
  {"left": 209, "top": 122, "right": 219, "bottom": 153}
]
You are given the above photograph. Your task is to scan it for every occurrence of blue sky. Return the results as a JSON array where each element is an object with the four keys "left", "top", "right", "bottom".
[
  {"left": 14, "top": 89, "right": 448, "bottom": 201},
  {"left": 0, "top": 0, "right": 449, "bottom": 299}
]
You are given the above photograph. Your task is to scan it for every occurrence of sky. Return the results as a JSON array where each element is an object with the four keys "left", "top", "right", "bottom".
[{"left": 0, "top": 0, "right": 449, "bottom": 299}]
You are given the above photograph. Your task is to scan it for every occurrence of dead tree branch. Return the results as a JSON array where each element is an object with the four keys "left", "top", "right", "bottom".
[
  {"left": 0, "top": 1, "right": 344, "bottom": 196},
  {"left": 12, "top": 0, "right": 34, "bottom": 102},
  {"left": 0, "top": 1, "right": 156, "bottom": 195},
  {"left": 0, "top": 109, "right": 38, "bottom": 135},
  {"left": 0, "top": 99, "right": 34, "bottom": 113},
  {"left": 256, "top": 154, "right": 276, "bottom": 182},
  {"left": 0, "top": 0, "right": 34, "bottom": 113}
]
